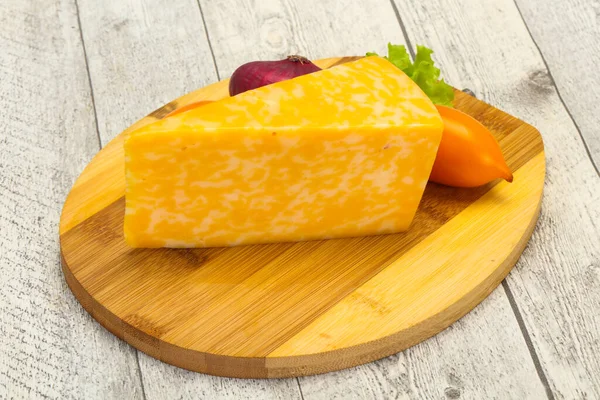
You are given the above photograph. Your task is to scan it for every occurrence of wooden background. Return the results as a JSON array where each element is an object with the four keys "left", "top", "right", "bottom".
[{"left": 0, "top": 0, "right": 598, "bottom": 398}]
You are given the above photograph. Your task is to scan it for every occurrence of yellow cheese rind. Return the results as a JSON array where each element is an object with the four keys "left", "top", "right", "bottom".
[{"left": 124, "top": 57, "right": 443, "bottom": 248}]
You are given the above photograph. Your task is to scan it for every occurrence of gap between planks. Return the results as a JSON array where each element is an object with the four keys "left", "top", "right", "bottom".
[
  {"left": 511, "top": 0, "right": 599, "bottom": 177},
  {"left": 74, "top": 0, "right": 102, "bottom": 149},
  {"left": 73, "top": 0, "right": 147, "bottom": 396},
  {"left": 195, "top": 0, "right": 221, "bottom": 81},
  {"left": 502, "top": 281, "right": 555, "bottom": 400}
]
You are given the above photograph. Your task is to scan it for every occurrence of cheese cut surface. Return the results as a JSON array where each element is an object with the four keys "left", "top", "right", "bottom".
[{"left": 124, "top": 57, "right": 443, "bottom": 248}]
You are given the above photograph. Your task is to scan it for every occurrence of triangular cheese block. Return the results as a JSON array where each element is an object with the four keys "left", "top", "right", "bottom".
[{"left": 125, "top": 57, "right": 443, "bottom": 248}]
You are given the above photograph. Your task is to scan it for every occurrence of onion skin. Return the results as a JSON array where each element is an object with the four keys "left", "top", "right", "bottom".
[{"left": 229, "top": 55, "right": 321, "bottom": 96}]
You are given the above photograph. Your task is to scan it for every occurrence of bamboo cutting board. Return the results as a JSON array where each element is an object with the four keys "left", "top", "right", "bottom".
[{"left": 59, "top": 57, "right": 545, "bottom": 378}]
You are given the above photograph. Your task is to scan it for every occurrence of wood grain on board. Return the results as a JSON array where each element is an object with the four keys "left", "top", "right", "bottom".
[{"left": 59, "top": 57, "right": 545, "bottom": 378}]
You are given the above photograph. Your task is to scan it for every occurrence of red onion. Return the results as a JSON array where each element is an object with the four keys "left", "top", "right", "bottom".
[{"left": 229, "top": 55, "right": 321, "bottom": 96}]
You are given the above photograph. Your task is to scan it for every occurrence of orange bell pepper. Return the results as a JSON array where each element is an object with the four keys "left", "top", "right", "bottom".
[{"left": 430, "top": 105, "right": 513, "bottom": 188}]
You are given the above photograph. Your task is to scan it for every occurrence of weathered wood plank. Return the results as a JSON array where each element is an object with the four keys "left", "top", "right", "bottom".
[
  {"left": 198, "top": 0, "right": 397, "bottom": 78},
  {"left": 515, "top": 0, "right": 600, "bottom": 171},
  {"left": 393, "top": 0, "right": 600, "bottom": 397},
  {"left": 77, "top": 0, "right": 218, "bottom": 145},
  {"left": 198, "top": 0, "right": 546, "bottom": 397},
  {"left": 0, "top": 1, "right": 143, "bottom": 398},
  {"left": 75, "top": 0, "right": 302, "bottom": 397},
  {"left": 138, "top": 353, "right": 302, "bottom": 400}
]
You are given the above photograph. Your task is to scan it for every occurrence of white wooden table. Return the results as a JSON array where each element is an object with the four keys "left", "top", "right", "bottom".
[{"left": 1, "top": 0, "right": 599, "bottom": 398}]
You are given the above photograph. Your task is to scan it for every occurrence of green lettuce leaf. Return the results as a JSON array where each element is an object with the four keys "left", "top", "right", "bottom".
[{"left": 367, "top": 43, "right": 454, "bottom": 107}]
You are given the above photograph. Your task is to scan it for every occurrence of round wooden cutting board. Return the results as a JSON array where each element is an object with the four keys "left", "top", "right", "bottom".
[{"left": 59, "top": 57, "right": 545, "bottom": 378}]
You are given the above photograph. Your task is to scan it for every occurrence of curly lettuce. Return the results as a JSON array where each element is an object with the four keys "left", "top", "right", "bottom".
[{"left": 367, "top": 44, "right": 454, "bottom": 107}]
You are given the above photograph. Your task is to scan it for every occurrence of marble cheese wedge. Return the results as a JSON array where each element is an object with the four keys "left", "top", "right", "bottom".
[{"left": 124, "top": 57, "right": 443, "bottom": 248}]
